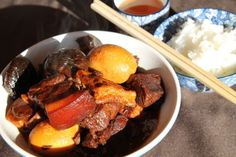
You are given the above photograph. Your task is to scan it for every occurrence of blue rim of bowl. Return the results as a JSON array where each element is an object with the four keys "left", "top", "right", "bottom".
[
  {"left": 112, "top": 0, "right": 170, "bottom": 17},
  {"left": 177, "top": 70, "right": 236, "bottom": 80},
  {"left": 154, "top": 8, "right": 236, "bottom": 80},
  {"left": 156, "top": 7, "right": 236, "bottom": 24},
  {"left": 154, "top": 8, "right": 236, "bottom": 37}
]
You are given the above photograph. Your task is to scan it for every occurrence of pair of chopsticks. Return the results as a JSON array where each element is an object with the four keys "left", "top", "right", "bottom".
[{"left": 91, "top": 0, "right": 236, "bottom": 104}]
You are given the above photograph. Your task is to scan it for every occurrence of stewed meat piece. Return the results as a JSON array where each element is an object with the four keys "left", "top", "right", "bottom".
[
  {"left": 97, "top": 115, "right": 128, "bottom": 145},
  {"left": 80, "top": 102, "right": 122, "bottom": 135},
  {"left": 82, "top": 115, "right": 128, "bottom": 148},
  {"left": 126, "top": 73, "right": 164, "bottom": 108},
  {"left": 45, "top": 90, "right": 97, "bottom": 130},
  {"left": 6, "top": 97, "right": 43, "bottom": 131},
  {"left": 26, "top": 72, "right": 98, "bottom": 130},
  {"left": 76, "top": 70, "right": 137, "bottom": 108},
  {"left": 6, "top": 98, "right": 33, "bottom": 128},
  {"left": 120, "top": 105, "right": 143, "bottom": 118},
  {"left": 27, "top": 74, "right": 74, "bottom": 107},
  {"left": 93, "top": 85, "right": 137, "bottom": 108}
]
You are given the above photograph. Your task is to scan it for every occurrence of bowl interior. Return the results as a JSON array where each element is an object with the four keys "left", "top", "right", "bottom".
[{"left": 0, "top": 31, "right": 181, "bottom": 157}]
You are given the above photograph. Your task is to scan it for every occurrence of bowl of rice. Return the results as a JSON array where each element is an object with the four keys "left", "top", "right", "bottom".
[{"left": 154, "top": 8, "right": 236, "bottom": 92}]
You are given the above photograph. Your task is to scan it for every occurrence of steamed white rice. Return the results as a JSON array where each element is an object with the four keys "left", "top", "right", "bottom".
[{"left": 167, "top": 18, "right": 236, "bottom": 77}]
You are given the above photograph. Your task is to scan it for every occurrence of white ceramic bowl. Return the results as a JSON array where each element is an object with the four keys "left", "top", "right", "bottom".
[{"left": 0, "top": 31, "right": 181, "bottom": 157}]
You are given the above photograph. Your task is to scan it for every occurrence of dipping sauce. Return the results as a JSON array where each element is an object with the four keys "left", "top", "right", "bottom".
[{"left": 119, "top": 0, "right": 164, "bottom": 16}]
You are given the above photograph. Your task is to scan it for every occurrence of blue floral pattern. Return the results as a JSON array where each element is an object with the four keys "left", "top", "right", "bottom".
[{"left": 154, "top": 8, "right": 236, "bottom": 92}]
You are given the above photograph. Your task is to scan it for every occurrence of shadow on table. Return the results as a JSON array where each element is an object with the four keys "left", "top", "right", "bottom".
[{"left": 0, "top": 5, "right": 109, "bottom": 72}]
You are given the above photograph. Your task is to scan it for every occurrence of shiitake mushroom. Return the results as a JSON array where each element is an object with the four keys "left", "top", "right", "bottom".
[
  {"left": 43, "top": 49, "right": 88, "bottom": 77},
  {"left": 76, "top": 35, "right": 102, "bottom": 55},
  {"left": 2, "top": 56, "right": 39, "bottom": 98}
]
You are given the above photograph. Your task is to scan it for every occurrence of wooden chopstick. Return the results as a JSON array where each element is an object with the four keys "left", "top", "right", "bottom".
[{"left": 91, "top": 0, "right": 236, "bottom": 104}]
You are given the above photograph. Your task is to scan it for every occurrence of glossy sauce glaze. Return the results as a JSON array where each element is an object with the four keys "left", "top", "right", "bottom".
[
  {"left": 13, "top": 81, "right": 164, "bottom": 157},
  {"left": 65, "top": 96, "right": 164, "bottom": 157}
]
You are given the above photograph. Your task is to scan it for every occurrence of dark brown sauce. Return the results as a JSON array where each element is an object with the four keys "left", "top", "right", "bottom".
[
  {"left": 63, "top": 96, "right": 164, "bottom": 157},
  {"left": 122, "top": 0, "right": 164, "bottom": 16}
]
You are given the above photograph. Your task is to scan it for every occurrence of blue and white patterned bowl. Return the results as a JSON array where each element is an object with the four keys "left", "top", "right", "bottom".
[
  {"left": 154, "top": 8, "right": 236, "bottom": 92},
  {"left": 113, "top": 0, "right": 170, "bottom": 26}
]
